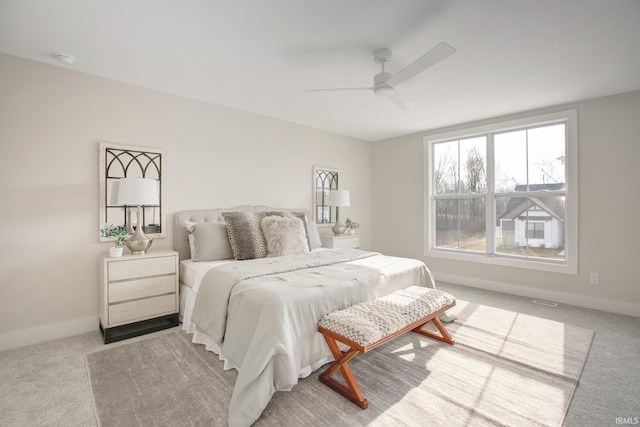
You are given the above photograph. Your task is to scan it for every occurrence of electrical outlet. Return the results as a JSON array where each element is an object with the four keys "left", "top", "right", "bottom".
[{"left": 589, "top": 273, "right": 600, "bottom": 284}]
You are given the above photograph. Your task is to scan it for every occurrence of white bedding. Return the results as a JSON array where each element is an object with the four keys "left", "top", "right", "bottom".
[
  {"left": 179, "top": 259, "right": 233, "bottom": 289},
  {"left": 181, "top": 248, "right": 436, "bottom": 427},
  {"left": 179, "top": 247, "right": 330, "bottom": 288}
]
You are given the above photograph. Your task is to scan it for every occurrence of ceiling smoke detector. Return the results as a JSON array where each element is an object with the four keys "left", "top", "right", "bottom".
[{"left": 54, "top": 53, "right": 76, "bottom": 65}]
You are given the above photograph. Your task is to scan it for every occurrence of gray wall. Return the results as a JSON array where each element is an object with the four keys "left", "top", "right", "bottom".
[
  {"left": 372, "top": 90, "right": 640, "bottom": 316},
  {"left": 0, "top": 53, "right": 372, "bottom": 347}
]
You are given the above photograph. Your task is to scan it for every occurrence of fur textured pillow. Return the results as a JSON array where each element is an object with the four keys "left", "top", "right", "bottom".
[
  {"left": 261, "top": 215, "right": 310, "bottom": 257},
  {"left": 222, "top": 211, "right": 268, "bottom": 260},
  {"left": 263, "top": 211, "right": 321, "bottom": 250}
]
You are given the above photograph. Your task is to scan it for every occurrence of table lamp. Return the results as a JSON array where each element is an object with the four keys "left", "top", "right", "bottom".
[
  {"left": 328, "top": 189, "right": 350, "bottom": 236},
  {"left": 116, "top": 177, "right": 159, "bottom": 254}
]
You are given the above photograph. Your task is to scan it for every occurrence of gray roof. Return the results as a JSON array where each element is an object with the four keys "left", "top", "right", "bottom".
[{"left": 498, "top": 183, "right": 565, "bottom": 221}]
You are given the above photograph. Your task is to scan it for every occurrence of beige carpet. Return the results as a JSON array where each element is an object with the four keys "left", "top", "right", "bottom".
[{"left": 86, "top": 300, "right": 593, "bottom": 426}]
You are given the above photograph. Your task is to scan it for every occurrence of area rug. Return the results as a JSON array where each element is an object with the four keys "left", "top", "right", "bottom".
[{"left": 86, "top": 300, "right": 594, "bottom": 427}]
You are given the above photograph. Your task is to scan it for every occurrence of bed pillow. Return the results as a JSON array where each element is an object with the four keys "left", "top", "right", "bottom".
[
  {"left": 261, "top": 215, "right": 310, "bottom": 257},
  {"left": 186, "top": 221, "right": 197, "bottom": 257},
  {"left": 185, "top": 221, "right": 233, "bottom": 262},
  {"left": 222, "top": 211, "right": 268, "bottom": 260},
  {"left": 296, "top": 212, "right": 322, "bottom": 250},
  {"left": 265, "top": 211, "right": 321, "bottom": 250}
]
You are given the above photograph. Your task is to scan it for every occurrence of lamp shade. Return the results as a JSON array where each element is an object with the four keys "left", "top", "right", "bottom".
[
  {"left": 327, "top": 190, "right": 350, "bottom": 207},
  {"left": 116, "top": 177, "right": 159, "bottom": 206}
]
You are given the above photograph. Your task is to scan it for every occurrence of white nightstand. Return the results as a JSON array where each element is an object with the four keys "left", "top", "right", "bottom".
[
  {"left": 99, "top": 249, "right": 179, "bottom": 343},
  {"left": 320, "top": 234, "right": 360, "bottom": 249}
]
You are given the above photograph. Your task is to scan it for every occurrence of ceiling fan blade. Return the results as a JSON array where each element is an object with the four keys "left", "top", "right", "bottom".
[
  {"left": 303, "top": 87, "right": 372, "bottom": 93},
  {"left": 388, "top": 91, "right": 415, "bottom": 111},
  {"left": 389, "top": 42, "right": 456, "bottom": 86}
]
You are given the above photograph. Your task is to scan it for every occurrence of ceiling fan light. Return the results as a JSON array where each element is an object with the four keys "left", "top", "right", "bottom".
[
  {"left": 373, "top": 71, "right": 394, "bottom": 97},
  {"left": 374, "top": 85, "right": 394, "bottom": 97}
]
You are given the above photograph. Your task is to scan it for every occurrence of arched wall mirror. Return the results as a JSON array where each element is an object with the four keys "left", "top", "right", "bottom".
[
  {"left": 313, "top": 166, "right": 339, "bottom": 225},
  {"left": 99, "top": 142, "right": 165, "bottom": 241}
]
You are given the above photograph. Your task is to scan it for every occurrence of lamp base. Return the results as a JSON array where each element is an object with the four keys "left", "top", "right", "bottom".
[
  {"left": 126, "top": 237, "right": 153, "bottom": 254},
  {"left": 126, "top": 205, "right": 153, "bottom": 254},
  {"left": 332, "top": 222, "right": 346, "bottom": 236}
]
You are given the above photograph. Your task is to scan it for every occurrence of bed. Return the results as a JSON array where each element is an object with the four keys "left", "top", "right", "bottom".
[{"left": 173, "top": 206, "right": 440, "bottom": 427}]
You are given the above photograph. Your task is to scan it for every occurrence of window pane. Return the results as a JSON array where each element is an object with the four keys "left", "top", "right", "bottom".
[
  {"left": 496, "top": 195, "right": 565, "bottom": 260},
  {"left": 433, "top": 141, "right": 459, "bottom": 194},
  {"left": 460, "top": 197, "right": 486, "bottom": 252},
  {"left": 528, "top": 124, "right": 566, "bottom": 188},
  {"left": 460, "top": 137, "right": 487, "bottom": 194},
  {"left": 435, "top": 199, "right": 459, "bottom": 249},
  {"left": 494, "top": 130, "right": 527, "bottom": 192},
  {"left": 435, "top": 198, "right": 486, "bottom": 252}
]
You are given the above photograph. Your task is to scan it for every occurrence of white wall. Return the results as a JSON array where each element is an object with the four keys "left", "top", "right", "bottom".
[
  {"left": 372, "top": 90, "right": 640, "bottom": 316},
  {"left": 0, "top": 53, "right": 372, "bottom": 349}
]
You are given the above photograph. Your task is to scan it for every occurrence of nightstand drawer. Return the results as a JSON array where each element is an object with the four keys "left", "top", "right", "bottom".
[
  {"left": 109, "top": 275, "right": 176, "bottom": 303},
  {"left": 321, "top": 234, "right": 360, "bottom": 249},
  {"left": 108, "top": 256, "right": 176, "bottom": 281},
  {"left": 332, "top": 236, "right": 359, "bottom": 249},
  {"left": 109, "top": 293, "right": 176, "bottom": 325}
]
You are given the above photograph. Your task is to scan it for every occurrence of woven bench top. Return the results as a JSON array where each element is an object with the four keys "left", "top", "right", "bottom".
[{"left": 318, "top": 286, "right": 455, "bottom": 348}]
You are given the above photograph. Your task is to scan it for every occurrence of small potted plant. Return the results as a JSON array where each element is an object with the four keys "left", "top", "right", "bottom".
[
  {"left": 344, "top": 218, "right": 360, "bottom": 235},
  {"left": 100, "top": 224, "right": 130, "bottom": 257}
]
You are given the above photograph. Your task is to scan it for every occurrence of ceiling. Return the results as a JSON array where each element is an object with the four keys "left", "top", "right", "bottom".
[{"left": 1, "top": 1, "right": 639, "bottom": 141}]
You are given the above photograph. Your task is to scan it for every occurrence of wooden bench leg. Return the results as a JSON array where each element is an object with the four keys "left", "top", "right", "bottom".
[
  {"left": 319, "top": 334, "right": 368, "bottom": 409},
  {"left": 412, "top": 316, "right": 455, "bottom": 345}
]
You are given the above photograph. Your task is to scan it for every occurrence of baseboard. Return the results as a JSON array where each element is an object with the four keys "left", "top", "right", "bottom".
[
  {"left": 435, "top": 273, "right": 640, "bottom": 317},
  {"left": 0, "top": 316, "right": 99, "bottom": 352}
]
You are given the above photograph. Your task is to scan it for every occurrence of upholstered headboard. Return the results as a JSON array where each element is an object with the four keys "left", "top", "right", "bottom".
[{"left": 173, "top": 206, "right": 315, "bottom": 261}]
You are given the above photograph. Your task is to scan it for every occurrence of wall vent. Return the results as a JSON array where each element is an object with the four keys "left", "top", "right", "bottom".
[{"left": 532, "top": 299, "right": 558, "bottom": 307}]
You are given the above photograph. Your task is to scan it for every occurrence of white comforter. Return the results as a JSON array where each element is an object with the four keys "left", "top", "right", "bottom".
[{"left": 190, "top": 249, "right": 435, "bottom": 427}]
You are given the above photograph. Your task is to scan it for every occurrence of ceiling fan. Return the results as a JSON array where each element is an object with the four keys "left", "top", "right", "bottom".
[{"left": 304, "top": 42, "right": 456, "bottom": 111}]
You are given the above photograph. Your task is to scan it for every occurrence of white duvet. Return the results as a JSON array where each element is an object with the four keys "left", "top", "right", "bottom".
[{"left": 189, "top": 248, "right": 435, "bottom": 427}]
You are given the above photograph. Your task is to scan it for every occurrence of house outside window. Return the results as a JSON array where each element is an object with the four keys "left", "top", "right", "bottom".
[{"left": 424, "top": 110, "right": 577, "bottom": 274}]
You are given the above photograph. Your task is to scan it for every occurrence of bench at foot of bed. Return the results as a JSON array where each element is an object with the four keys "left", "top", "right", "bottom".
[{"left": 317, "top": 286, "right": 456, "bottom": 409}]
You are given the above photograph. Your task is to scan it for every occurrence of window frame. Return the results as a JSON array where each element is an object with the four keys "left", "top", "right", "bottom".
[{"left": 423, "top": 109, "right": 578, "bottom": 275}]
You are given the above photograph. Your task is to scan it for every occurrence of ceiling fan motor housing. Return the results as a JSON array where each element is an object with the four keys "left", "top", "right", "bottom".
[
  {"left": 373, "top": 48, "right": 392, "bottom": 64},
  {"left": 374, "top": 71, "right": 394, "bottom": 97}
]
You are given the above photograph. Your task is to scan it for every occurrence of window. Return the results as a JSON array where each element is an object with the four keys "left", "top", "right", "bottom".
[
  {"left": 527, "top": 222, "right": 545, "bottom": 239},
  {"left": 424, "top": 110, "right": 577, "bottom": 274}
]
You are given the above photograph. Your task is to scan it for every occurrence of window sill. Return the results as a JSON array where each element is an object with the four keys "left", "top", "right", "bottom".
[{"left": 425, "top": 248, "right": 577, "bottom": 275}]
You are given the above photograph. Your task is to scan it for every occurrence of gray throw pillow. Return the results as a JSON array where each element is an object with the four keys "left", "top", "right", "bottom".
[
  {"left": 186, "top": 222, "right": 233, "bottom": 262},
  {"left": 304, "top": 218, "right": 322, "bottom": 250},
  {"left": 222, "top": 211, "right": 268, "bottom": 260}
]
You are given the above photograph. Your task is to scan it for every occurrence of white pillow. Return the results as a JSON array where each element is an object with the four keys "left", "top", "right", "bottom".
[
  {"left": 261, "top": 215, "right": 310, "bottom": 257},
  {"left": 185, "top": 221, "right": 233, "bottom": 262},
  {"left": 265, "top": 211, "right": 322, "bottom": 250}
]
